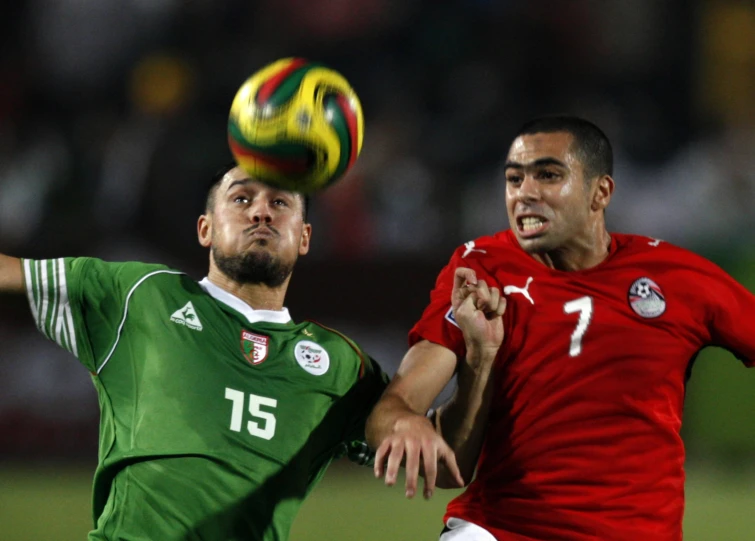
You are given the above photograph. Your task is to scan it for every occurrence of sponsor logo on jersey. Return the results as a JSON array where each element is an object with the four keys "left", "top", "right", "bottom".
[
  {"left": 241, "top": 330, "right": 269, "bottom": 365},
  {"left": 294, "top": 340, "right": 330, "bottom": 376},
  {"left": 445, "top": 307, "right": 460, "bottom": 328},
  {"left": 503, "top": 277, "right": 535, "bottom": 305},
  {"left": 462, "top": 240, "right": 486, "bottom": 258},
  {"left": 628, "top": 277, "right": 666, "bottom": 318},
  {"left": 170, "top": 301, "right": 203, "bottom": 331}
]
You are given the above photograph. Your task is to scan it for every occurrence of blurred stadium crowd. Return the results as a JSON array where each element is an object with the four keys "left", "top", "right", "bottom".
[{"left": 1, "top": 0, "right": 754, "bottom": 460}]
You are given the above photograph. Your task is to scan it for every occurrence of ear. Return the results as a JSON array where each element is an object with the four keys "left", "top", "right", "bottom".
[
  {"left": 298, "top": 223, "right": 312, "bottom": 256},
  {"left": 591, "top": 175, "right": 615, "bottom": 212},
  {"left": 198, "top": 214, "right": 212, "bottom": 248}
]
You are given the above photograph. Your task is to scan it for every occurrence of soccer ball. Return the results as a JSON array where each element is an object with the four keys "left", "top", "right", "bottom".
[{"left": 228, "top": 57, "right": 364, "bottom": 194}]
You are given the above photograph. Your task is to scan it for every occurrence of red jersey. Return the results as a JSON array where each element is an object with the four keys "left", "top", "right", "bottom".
[{"left": 409, "top": 230, "right": 755, "bottom": 541}]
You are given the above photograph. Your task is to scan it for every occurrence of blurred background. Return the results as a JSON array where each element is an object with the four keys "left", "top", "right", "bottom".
[{"left": 1, "top": 0, "right": 754, "bottom": 539}]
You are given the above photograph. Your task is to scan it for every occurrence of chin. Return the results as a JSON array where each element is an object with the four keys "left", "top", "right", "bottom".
[{"left": 516, "top": 234, "right": 552, "bottom": 254}]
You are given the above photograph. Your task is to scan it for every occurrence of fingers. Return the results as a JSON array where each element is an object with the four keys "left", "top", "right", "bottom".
[
  {"left": 453, "top": 267, "right": 478, "bottom": 292},
  {"left": 495, "top": 296, "right": 507, "bottom": 318},
  {"left": 374, "top": 440, "right": 390, "bottom": 479},
  {"left": 439, "top": 446, "right": 465, "bottom": 488},
  {"left": 373, "top": 435, "right": 453, "bottom": 500},
  {"left": 403, "top": 440, "right": 420, "bottom": 498},
  {"left": 422, "top": 445, "right": 438, "bottom": 499}
]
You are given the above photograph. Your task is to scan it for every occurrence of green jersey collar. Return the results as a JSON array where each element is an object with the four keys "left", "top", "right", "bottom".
[{"left": 198, "top": 277, "right": 292, "bottom": 324}]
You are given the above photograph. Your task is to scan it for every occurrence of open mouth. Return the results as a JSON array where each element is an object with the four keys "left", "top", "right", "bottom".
[{"left": 516, "top": 215, "right": 549, "bottom": 237}]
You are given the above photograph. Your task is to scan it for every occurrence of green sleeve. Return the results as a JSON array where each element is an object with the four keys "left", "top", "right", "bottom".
[{"left": 22, "top": 257, "right": 173, "bottom": 373}]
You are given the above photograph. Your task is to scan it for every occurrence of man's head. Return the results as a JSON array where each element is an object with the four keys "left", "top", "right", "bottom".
[
  {"left": 198, "top": 164, "right": 311, "bottom": 288},
  {"left": 503, "top": 115, "right": 615, "bottom": 254}
]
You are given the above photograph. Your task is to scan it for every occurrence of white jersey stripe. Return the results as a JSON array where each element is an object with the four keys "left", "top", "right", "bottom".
[
  {"left": 23, "top": 259, "right": 38, "bottom": 323},
  {"left": 96, "top": 270, "right": 185, "bottom": 374},
  {"left": 55, "top": 259, "right": 76, "bottom": 356},
  {"left": 23, "top": 258, "right": 79, "bottom": 357},
  {"left": 39, "top": 260, "right": 50, "bottom": 338},
  {"left": 33, "top": 260, "right": 44, "bottom": 331},
  {"left": 49, "top": 259, "right": 61, "bottom": 343},
  {"left": 65, "top": 302, "right": 78, "bottom": 357}
]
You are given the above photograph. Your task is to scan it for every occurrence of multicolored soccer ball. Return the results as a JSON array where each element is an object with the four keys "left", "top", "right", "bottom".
[{"left": 228, "top": 58, "right": 364, "bottom": 194}]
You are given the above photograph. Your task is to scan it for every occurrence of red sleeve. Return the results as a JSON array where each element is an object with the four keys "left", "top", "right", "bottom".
[
  {"left": 706, "top": 265, "right": 755, "bottom": 367},
  {"left": 408, "top": 246, "right": 497, "bottom": 359}
]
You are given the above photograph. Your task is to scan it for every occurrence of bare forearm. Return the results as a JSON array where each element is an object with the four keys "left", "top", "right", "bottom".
[
  {"left": 436, "top": 346, "right": 497, "bottom": 485},
  {"left": 0, "top": 254, "right": 24, "bottom": 294},
  {"left": 366, "top": 392, "right": 432, "bottom": 449}
]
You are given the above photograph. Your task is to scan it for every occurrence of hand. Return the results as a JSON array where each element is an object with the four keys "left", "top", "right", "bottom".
[
  {"left": 451, "top": 267, "right": 507, "bottom": 356},
  {"left": 374, "top": 414, "right": 464, "bottom": 499}
]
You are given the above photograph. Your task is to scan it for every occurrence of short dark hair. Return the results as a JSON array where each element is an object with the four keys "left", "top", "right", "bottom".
[
  {"left": 515, "top": 115, "right": 613, "bottom": 180},
  {"left": 205, "top": 162, "right": 310, "bottom": 221}
]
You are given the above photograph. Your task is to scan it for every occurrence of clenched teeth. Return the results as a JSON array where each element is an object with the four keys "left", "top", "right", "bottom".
[{"left": 521, "top": 217, "right": 545, "bottom": 231}]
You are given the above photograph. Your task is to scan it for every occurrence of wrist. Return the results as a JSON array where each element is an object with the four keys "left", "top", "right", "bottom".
[{"left": 463, "top": 344, "right": 499, "bottom": 369}]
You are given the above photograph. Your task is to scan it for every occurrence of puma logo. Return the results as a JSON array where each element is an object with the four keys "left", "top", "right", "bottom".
[
  {"left": 648, "top": 238, "right": 662, "bottom": 247},
  {"left": 462, "top": 241, "right": 486, "bottom": 258},
  {"left": 503, "top": 277, "right": 534, "bottom": 305}
]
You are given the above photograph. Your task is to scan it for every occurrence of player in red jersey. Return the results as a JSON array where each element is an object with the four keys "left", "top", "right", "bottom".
[{"left": 365, "top": 115, "right": 755, "bottom": 541}]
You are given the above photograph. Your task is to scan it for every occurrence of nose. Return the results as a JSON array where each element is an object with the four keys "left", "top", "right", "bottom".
[
  {"left": 249, "top": 198, "right": 273, "bottom": 224},
  {"left": 516, "top": 174, "right": 541, "bottom": 203}
]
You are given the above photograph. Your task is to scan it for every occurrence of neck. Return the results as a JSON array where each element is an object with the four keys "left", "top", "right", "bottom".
[
  {"left": 529, "top": 227, "right": 612, "bottom": 272},
  {"left": 206, "top": 268, "right": 289, "bottom": 311}
]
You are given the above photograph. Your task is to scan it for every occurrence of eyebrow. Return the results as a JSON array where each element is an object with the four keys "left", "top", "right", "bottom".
[
  {"left": 503, "top": 157, "right": 568, "bottom": 170},
  {"left": 226, "top": 179, "right": 253, "bottom": 192}
]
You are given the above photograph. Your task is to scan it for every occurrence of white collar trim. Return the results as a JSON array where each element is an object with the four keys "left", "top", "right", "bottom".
[{"left": 199, "top": 277, "right": 292, "bottom": 324}]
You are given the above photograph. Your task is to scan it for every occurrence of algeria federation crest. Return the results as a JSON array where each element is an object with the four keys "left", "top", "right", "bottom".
[
  {"left": 294, "top": 340, "right": 330, "bottom": 376},
  {"left": 241, "top": 330, "right": 270, "bottom": 365},
  {"left": 628, "top": 277, "right": 666, "bottom": 318}
]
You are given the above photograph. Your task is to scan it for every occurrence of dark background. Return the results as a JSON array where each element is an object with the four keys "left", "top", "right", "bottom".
[{"left": 1, "top": 0, "right": 754, "bottom": 539}]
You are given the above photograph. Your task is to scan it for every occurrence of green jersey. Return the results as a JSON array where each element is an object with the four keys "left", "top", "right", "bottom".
[{"left": 23, "top": 257, "right": 388, "bottom": 541}]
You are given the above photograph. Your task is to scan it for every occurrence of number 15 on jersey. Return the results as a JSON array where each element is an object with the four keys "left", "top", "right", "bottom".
[{"left": 225, "top": 387, "right": 278, "bottom": 440}]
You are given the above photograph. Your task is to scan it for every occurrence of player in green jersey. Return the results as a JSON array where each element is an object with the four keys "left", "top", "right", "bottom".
[{"left": 0, "top": 163, "right": 401, "bottom": 541}]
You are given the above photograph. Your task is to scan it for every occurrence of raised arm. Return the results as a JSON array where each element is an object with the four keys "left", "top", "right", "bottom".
[
  {"left": 0, "top": 254, "right": 24, "bottom": 294},
  {"left": 366, "top": 267, "right": 505, "bottom": 498}
]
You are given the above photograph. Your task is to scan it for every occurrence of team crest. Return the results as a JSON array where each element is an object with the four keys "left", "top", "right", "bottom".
[
  {"left": 628, "top": 277, "right": 666, "bottom": 318},
  {"left": 241, "top": 330, "right": 270, "bottom": 365},
  {"left": 294, "top": 340, "right": 330, "bottom": 376}
]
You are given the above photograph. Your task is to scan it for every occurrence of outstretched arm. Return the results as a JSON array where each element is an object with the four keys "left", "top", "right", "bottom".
[
  {"left": 0, "top": 254, "right": 24, "bottom": 294},
  {"left": 366, "top": 339, "right": 462, "bottom": 499},
  {"left": 366, "top": 267, "right": 505, "bottom": 498}
]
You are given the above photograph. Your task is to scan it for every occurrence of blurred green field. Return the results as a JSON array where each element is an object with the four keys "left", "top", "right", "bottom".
[{"left": 1, "top": 461, "right": 753, "bottom": 541}]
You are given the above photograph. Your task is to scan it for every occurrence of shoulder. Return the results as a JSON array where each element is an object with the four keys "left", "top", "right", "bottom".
[
  {"left": 449, "top": 230, "right": 522, "bottom": 263},
  {"left": 302, "top": 320, "right": 382, "bottom": 380},
  {"left": 303, "top": 320, "right": 366, "bottom": 358},
  {"left": 612, "top": 234, "right": 722, "bottom": 274}
]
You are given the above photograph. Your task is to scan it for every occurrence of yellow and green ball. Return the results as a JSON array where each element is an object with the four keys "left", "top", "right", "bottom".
[{"left": 228, "top": 58, "right": 364, "bottom": 194}]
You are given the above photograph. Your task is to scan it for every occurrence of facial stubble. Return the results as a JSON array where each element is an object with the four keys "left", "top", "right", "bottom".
[{"left": 212, "top": 240, "right": 295, "bottom": 288}]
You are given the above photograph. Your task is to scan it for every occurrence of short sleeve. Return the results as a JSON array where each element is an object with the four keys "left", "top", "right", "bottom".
[
  {"left": 408, "top": 244, "right": 498, "bottom": 359},
  {"left": 23, "top": 258, "right": 171, "bottom": 372},
  {"left": 706, "top": 264, "right": 755, "bottom": 367}
]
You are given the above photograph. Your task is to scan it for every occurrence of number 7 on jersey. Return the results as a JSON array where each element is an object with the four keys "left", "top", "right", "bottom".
[{"left": 563, "top": 296, "right": 593, "bottom": 357}]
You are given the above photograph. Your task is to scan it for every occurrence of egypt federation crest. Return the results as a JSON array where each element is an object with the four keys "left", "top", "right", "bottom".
[
  {"left": 241, "top": 330, "right": 269, "bottom": 365},
  {"left": 628, "top": 277, "right": 666, "bottom": 318},
  {"left": 294, "top": 340, "right": 330, "bottom": 376}
]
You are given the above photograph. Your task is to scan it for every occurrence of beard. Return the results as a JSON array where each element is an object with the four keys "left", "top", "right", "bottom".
[{"left": 212, "top": 244, "right": 294, "bottom": 288}]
